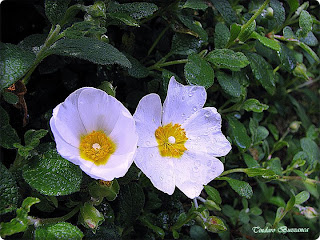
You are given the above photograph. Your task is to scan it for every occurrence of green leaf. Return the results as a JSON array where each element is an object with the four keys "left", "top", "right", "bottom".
[
  {"left": 214, "top": 23, "right": 230, "bottom": 49},
  {"left": 0, "top": 197, "right": 40, "bottom": 238},
  {"left": 238, "top": 20, "right": 256, "bottom": 42},
  {"left": 79, "top": 202, "right": 104, "bottom": 230},
  {"left": 287, "top": 0, "right": 299, "bottom": 14},
  {"left": 239, "top": 209, "right": 250, "bottom": 224},
  {"left": 190, "top": 225, "right": 210, "bottom": 239},
  {"left": 268, "top": 0, "right": 285, "bottom": 31},
  {"left": 0, "top": 105, "right": 20, "bottom": 149},
  {"left": 283, "top": 26, "right": 295, "bottom": 39},
  {"left": 279, "top": 44, "right": 296, "bottom": 72},
  {"left": 220, "top": 177, "right": 253, "bottom": 199},
  {"left": 118, "top": 182, "right": 145, "bottom": 226},
  {"left": 210, "top": 0, "right": 238, "bottom": 25},
  {"left": 216, "top": 71, "right": 241, "bottom": 97},
  {"left": 178, "top": 14, "right": 208, "bottom": 42},
  {"left": 245, "top": 52, "right": 276, "bottom": 94},
  {"left": 107, "top": 2, "right": 158, "bottom": 20},
  {"left": 108, "top": 13, "right": 139, "bottom": 27},
  {"left": 273, "top": 141, "right": 289, "bottom": 152},
  {"left": 206, "top": 49, "right": 249, "bottom": 71},
  {"left": 300, "top": 137, "right": 320, "bottom": 166},
  {"left": 63, "top": 21, "right": 107, "bottom": 39},
  {"left": 295, "top": 191, "right": 310, "bottom": 205},
  {"left": 183, "top": 0, "right": 208, "bottom": 10},
  {"left": 45, "top": 0, "right": 71, "bottom": 25},
  {"left": 228, "top": 23, "right": 241, "bottom": 44},
  {"left": 243, "top": 153, "right": 259, "bottom": 168},
  {"left": 98, "top": 81, "right": 116, "bottom": 97},
  {"left": 49, "top": 37, "right": 131, "bottom": 68},
  {"left": 125, "top": 54, "right": 149, "bottom": 79},
  {"left": 2, "top": 91, "right": 18, "bottom": 104},
  {"left": 242, "top": 98, "right": 269, "bottom": 112},
  {"left": 23, "top": 149, "right": 82, "bottom": 196},
  {"left": 25, "top": 129, "right": 48, "bottom": 148},
  {"left": 251, "top": 32, "right": 280, "bottom": 51},
  {"left": 285, "top": 195, "right": 296, "bottom": 212},
  {"left": 300, "top": 31, "right": 318, "bottom": 46},
  {"left": 227, "top": 115, "right": 251, "bottom": 151},
  {"left": 19, "top": 34, "right": 47, "bottom": 54},
  {"left": 171, "top": 33, "right": 202, "bottom": 55},
  {"left": 0, "top": 43, "right": 36, "bottom": 90},
  {"left": 267, "top": 124, "right": 279, "bottom": 141},
  {"left": 35, "top": 222, "right": 84, "bottom": 240},
  {"left": 289, "top": 95, "right": 312, "bottom": 129},
  {"left": 139, "top": 215, "right": 165, "bottom": 239},
  {"left": 0, "top": 162, "right": 19, "bottom": 215},
  {"left": 299, "top": 10, "right": 313, "bottom": 37},
  {"left": 184, "top": 53, "right": 214, "bottom": 89},
  {"left": 84, "top": 223, "right": 121, "bottom": 240},
  {"left": 204, "top": 185, "right": 222, "bottom": 204}
]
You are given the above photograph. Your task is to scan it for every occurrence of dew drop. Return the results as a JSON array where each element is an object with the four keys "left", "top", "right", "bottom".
[
  {"left": 182, "top": 113, "right": 186, "bottom": 117},
  {"left": 193, "top": 107, "right": 197, "bottom": 112},
  {"left": 149, "top": 153, "right": 154, "bottom": 158},
  {"left": 205, "top": 111, "right": 211, "bottom": 118},
  {"left": 160, "top": 176, "right": 163, "bottom": 181}
]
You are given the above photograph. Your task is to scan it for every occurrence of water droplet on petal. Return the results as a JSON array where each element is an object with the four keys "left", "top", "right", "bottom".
[
  {"left": 160, "top": 176, "right": 163, "bottom": 181},
  {"left": 193, "top": 107, "right": 197, "bottom": 112},
  {"left": 205, "top": 111, "right": 211, "bottom": 118},
  {"left": 182, "top": 113, "right": 186, "bottom": 117}
]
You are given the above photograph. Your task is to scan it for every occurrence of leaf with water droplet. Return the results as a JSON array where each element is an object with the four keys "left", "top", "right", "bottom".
[{"left": 219, "top": 177, "right": 253, "bottom": 199}]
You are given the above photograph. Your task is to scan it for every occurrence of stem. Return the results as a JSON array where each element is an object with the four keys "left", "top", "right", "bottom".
[
  {"left": 38, "top": 205, "right": 80, "bottom": 225},
  {"left": 287, "top": 76, "right": 320, "bottom": 93},
  {"left": 193, "top": 198, "right": 199, "bottom": 209},
  {"left": 241, "top": 0, "right": 270, "bottom": 32},
  {"left": 21, "top": 25, "right": 62, "bottom": 85},
  {"left": 278, "top": 176, "right": 320, "bottom": 184},
  {"left": 148, "top": 59, "right": 188, "bottom": 70},
  {"left": 148, "top": 25, "right": 170, "bottom": 56},
  {"left": 219, "top": 168, "right": 247, "bottom": 177}
]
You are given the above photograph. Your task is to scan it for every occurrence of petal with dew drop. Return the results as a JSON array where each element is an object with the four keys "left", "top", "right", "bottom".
[
  {"left": 174, "top": 151, "right": 224, "bottom": 198},
  {"left": 133, "top": 93, "right": 162, "bottom": 148},
  {"left": 182, "top": 107, "right": 231, "bottom": 157},
  {"left": 162, "top": 77, "right": 207, "bottom": 125},
  {"left": 135, "top": 146, "right": 175, "bottom": 195}
]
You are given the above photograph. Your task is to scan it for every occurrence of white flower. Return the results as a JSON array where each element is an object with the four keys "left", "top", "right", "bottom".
[
  {"left": 133, "top": 77, "right": 231, "bottom": 199},
  {"left": 50, "top": 87, "right": 138, "bottom": 181}
]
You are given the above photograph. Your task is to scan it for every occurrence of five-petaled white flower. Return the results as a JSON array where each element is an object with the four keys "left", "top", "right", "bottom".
[
  {"left": 50, "top": 87, "right": 138, "bottom": 181},
  {"left": 133, "top": 77, "right": 231, "bottom": 199}
]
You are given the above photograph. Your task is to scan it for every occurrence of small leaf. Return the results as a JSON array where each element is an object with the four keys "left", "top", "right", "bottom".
[
  {"left": 63, "top": 21, "right": 107, "bottom": 39},
  {"left": 279, "top": 44, "right": 296, "bottom": 72},
  {"left": 45, "top": 0, "right": 71, "bottom": 25},
  {"left": 171, "top": 33, "right": 202, "bottom": 55},
  {"left": 189, "top": 225, "right": 210, "bottom": 240},
  {"left": 107, "top": 2, "right": 158, "bottom": 20},
  {"left": 204, "top": 185, "right": 222, "bottom": 204},
  {"left": 285, "top": 195, "right": 296, "bottom": 212},
  {"left": 2, "top": 91, "right": 18, "bottom": 104},
  {"left": 49, "top": 37, "right": 131, "bottom": 68},
  {"left": 0, "top": 43, "right": 36, "bottom": 90},
  {"left": 210, "top": 0, "right": 238, "bottom": 25},
  {"left": 295, "top": 191, "right": 310, "bottom": 205},
  {"left": 243, "top": 153, "right": 259, "bottom": 168},
  {"left": 299, "top": 10, "right": 313, "bottom": 37},
  {"left": 273, "top": 141, "right": 289, "bottom": 152},
  {"left": 23, "top": 149, "right": 82, "bottom": 196},
  {"left": 118, "top": 182, "right": 145, "bottom": 226},
  {"left": 228, "top": 23, "right": 241, "bottom": 44},
  {"left": 245, "top": 52, "right": 276, "bottom": 95},
  {"left": 300, "top": 137, "right": 320, "bottom": 166},
  {"left": 183, "top": 0, "right": 208, "bottom": 10},
  {"left": 0, "top": 105, "right": 20, "bottom": 149},
  {"left": 206, "top": 49, "right": 249, "bottom": 71},
  {"left": 125, "top": 54, "right": 149, "bottom": 79},
  {"left": 108, "top": 12, "right": 139, "bottom": 27},
  {"left": 214, "top": 22, "right": 230, "bottom": 49},
  {"left": 139, "top": 215, "right": 165, "bottom": 239},
  {"left": 216, "top": 71, "right": 241, "bottom": 97},
  {"left": 267, "top": 124, "right": 279, "bottom": 141},
  {"left": 300, "top": 31, "right": 319, "bottom": 47},
  {"left": 0, "top": 162, "right": 19, "bottom": 215},
  {"left": 243, "top": 98, "right": 269, "bottom": 112},
  {"left": 251, "top": 32, "right": 280, "bottom": 51},
  {"left": 268, "top": 0, "right": 285, "bottom": 31},
  {"left": 220, "top": 177, "right": 253, "bottom": 199},
  {"left": 227, "top": 115, "right": 251, "bottom": 151},
  {"left": 283, "top": 26, "right": 295, "bottom": 39},
  {"left": 184, "top": 53, "right": 214, "bottom": 89},
  {"left": 178, "top": 14, "right": 208, "bottom": 42},
  {"left": 24, "top": 129, "right": 48, "bottom": 148},
  {"left": 35, "top": 222, "right": 84, "bottom": 240},
  {"left": 244, "top": 168, "right": 277, "bottom": 179},
  {"left": 287, "top": 0, "right": 299, "bottom": 14}
]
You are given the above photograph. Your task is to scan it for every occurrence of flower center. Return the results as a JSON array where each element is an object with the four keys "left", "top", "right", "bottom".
[
  {"left": 155, "top": 123, "right": 188, "bottom": 158},
  {"left": 79, "top": 130, "right": 116, "bottom": 165}
]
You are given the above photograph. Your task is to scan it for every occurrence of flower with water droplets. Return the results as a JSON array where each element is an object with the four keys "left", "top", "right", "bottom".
[
  {"left": 50, "top": 87, "right": 138, "bottom": 181},
  {"left": 133, "top": 77, "right": 231, "bottom": 199}
]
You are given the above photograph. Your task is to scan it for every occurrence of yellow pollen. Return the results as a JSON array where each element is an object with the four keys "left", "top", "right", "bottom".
[
  {"left": 155, "top": 123, "right": 188, "bottom": 158},
  {"left": 79, "top": 130, "right": 116, "bottom": 165}
]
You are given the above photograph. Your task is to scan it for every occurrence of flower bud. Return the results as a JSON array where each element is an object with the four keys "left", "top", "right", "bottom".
[
  {"left": 293, "top": 63, "right": 309, "bottom": 80},
  {"left": 303, "top": 207, "right": 318, "bottom": 219},
  {"left": 289, "top": 121, "right": 301, "bottom": 132},
  {"left": 266, "top": 7, "right": 274, "bottom": 19},
  {"left": 204, "top": 216, "right": 227, "bottom": 233},
  {"left": 79, "top": 202, "right": 104, "bottom": 231},
  {"left": 88, "top": 179, "right": 120, "bottom": 201},
  {"left": 88, "top": 1, "right": 106, "bottom": 18}
]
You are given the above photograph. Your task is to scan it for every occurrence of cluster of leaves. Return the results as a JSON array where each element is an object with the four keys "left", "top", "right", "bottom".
[{"left": 0, "top": 0, "right": 319, "bottom": 239}]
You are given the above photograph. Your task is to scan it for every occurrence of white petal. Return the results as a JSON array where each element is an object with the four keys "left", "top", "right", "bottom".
[
  {"left": 109, "top": 108, "right": 138, "bottom": 156},
  {"left": 133, "top": 94, "right": 162, "bottom": 147},
  {"left": 78, "top": 88, "right": 121, "bottom": 135},
  {"left": 174, "top": 151, "right": 224, "bottom": 198},
  {"left": 52, "top": 88, "right": 88, "bottom": 147},
  {"left": 134, "top": 146, "right": 175, "bottom": 195},
  {"left": 182, "top": 107, "right": 231, "bottom": 157},
  {"left": 162, "top": 77, "right": 207, "bottom": 125},
  {"left": 50, "top": 116, "right": 82, "bottom": 166}
]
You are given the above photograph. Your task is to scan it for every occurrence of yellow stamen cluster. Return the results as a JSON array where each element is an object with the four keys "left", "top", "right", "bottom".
[
  {"left": 79, "top": 130, "right": 116, "bottom": 165},
  {"left": 155, "top": 123, "right": 188, "bottom": 158}
]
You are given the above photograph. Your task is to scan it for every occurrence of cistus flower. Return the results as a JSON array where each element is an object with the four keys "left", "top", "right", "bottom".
[
  {"left": 50, "top": 87, "right": 138, "bottom": 181},
  {"left": 133, "top": 77, "right": 231, "bottom": 199}
]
